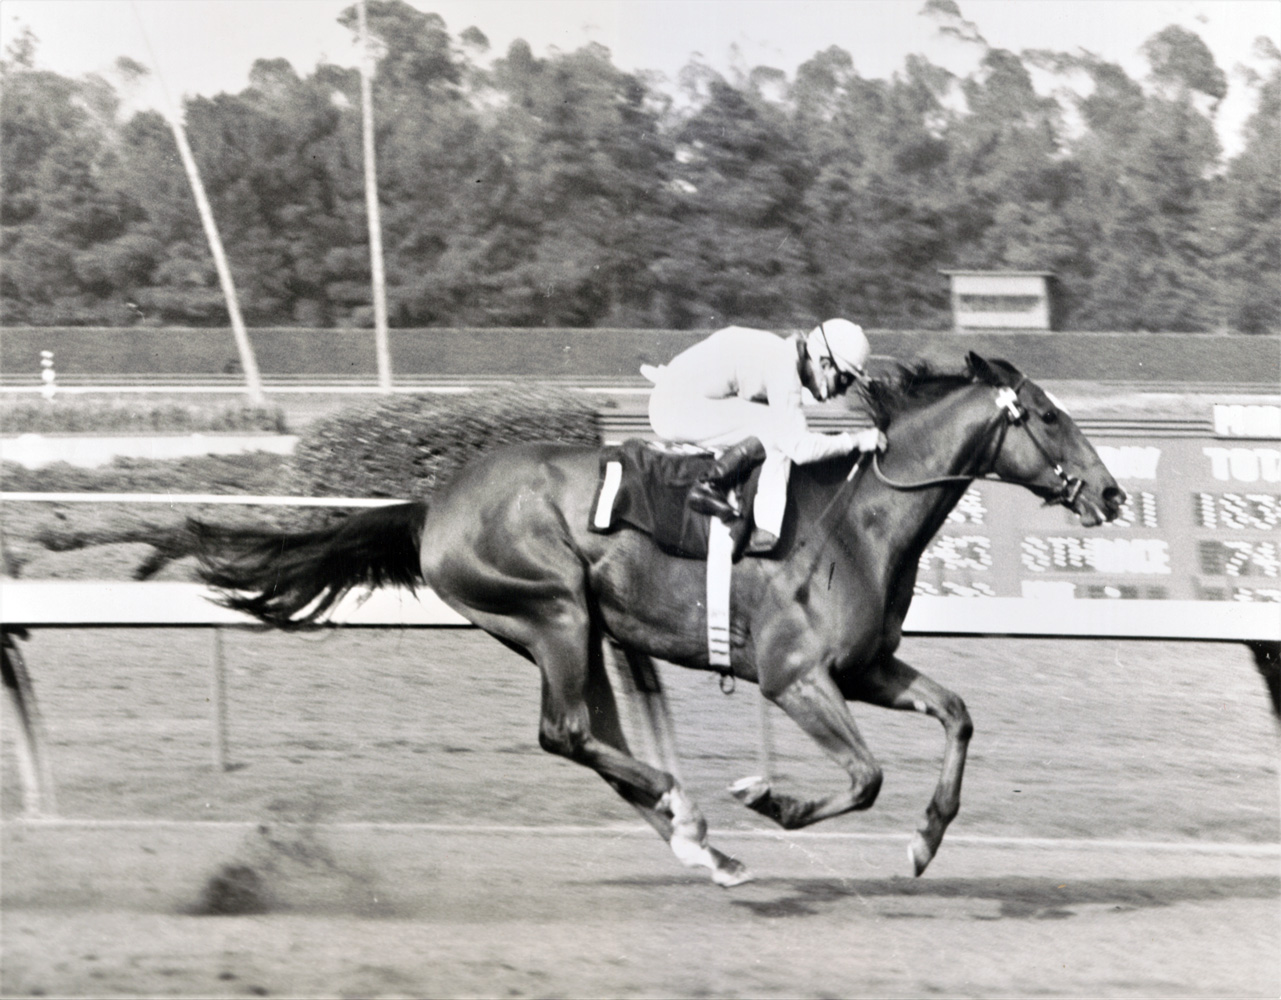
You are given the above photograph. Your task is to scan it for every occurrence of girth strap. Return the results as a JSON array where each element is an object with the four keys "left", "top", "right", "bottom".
[{"left": 705, "top": 507, "right": 734, "bottom": 675}]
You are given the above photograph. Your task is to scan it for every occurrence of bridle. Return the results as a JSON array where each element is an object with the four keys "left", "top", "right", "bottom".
[
  {"left": 867, "top": 376, "right": 1086, "bottom": 509},
  {"left": 796, "top": 375, "right": 1086, "bottom": 561}
]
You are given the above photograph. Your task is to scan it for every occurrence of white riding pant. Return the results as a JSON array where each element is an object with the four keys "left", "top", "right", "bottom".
[{"left": 648, "top": 390, "right": 801, "bottom": 537}]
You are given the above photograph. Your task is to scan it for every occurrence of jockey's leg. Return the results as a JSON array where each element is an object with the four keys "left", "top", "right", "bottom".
[
  {"left": 687, "top": 438, "right": 766, "bottom": 521},
  {"left": 651, "top": 395, "right": 794, "bottom": 555},
  {"left": 648, "top": 393, "right": 778, "bottom": 536},
  {"left": 648, "top": 392, "right": 766, "bottom": 450},
  {"left": 745, "top": 448, "right": 791, "bottom": 553}
]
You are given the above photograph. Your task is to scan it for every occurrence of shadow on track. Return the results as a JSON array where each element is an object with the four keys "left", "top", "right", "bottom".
[
  {"left": 719, "top": 874, "right": 1281, "bottom": 919},
  {"left": 589, "top": 871, "right": 1278, "bottom": 920}
]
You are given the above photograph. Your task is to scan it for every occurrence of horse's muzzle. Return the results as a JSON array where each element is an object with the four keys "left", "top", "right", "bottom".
[
  {"left": 1101, "top": 485, "right": 1128, "bottom": 518},
  {"left": 1067, "top": 481, "right": 1127, "bottom": 526}
]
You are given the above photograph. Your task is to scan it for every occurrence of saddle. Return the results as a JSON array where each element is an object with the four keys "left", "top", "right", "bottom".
[{"left": 589, "top": 440, "right": 761, "bottom": 559}]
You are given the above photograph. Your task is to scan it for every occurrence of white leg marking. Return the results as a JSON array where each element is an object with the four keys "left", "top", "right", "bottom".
[
  {"left": 660, "top": 786, "right": 747, "bottom": 884},
  {"left": 662, "top": 787, "right": 706, "bottom": 851}
]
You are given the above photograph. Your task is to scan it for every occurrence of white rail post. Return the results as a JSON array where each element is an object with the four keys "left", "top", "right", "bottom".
[
  {"left": 756, "top": 689, "right": 775, "bottom": 784},
  {"left": 210, "top": 627, "right": 231, "bottom": 771},
  {"left": 167, "top": 120, "right": 265, "bottom": 407}
]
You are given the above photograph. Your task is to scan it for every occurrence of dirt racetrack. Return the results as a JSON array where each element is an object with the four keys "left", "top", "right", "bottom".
[
  {"left": 4, "top": 823, "right": 1277, "bottom": 998},
  {"left": 2, "top": 628, "right": 1278, "bottom": 997}
]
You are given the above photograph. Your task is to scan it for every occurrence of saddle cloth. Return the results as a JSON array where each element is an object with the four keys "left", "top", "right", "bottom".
[{"left": 589, "top": 439, "right": 760, "bottom": 559}]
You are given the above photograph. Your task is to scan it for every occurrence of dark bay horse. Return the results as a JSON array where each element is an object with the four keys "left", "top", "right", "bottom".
[{"left": 195, "top": 352, "right": 1124, "bottom": 886}]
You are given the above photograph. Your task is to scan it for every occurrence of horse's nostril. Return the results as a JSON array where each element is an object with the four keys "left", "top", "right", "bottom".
[{"left": 1103, "top": 486, "right": 1127, "bottom": 509}]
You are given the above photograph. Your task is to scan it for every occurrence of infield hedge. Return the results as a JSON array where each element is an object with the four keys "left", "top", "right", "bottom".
[
  {"left": 0, "top": 400, "right": 287, "bottom": 434},
  {"left": 289, "top": 388, "right": 600, "bottom": 500}
]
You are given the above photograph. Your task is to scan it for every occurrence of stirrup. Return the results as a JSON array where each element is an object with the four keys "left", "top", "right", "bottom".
[{"left": 744, "top": 528, "right": 778, "bottom": 556}]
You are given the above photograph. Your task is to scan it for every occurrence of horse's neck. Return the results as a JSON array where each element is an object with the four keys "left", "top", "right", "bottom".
[
  {"left": 850, "top": 388, "right": 995, "bottom": 580},
  {"left": 886, "top": 387, "right": 994, "bottom": 480}
]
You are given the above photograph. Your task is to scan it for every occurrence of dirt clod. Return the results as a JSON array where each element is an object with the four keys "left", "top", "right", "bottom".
[{"left": 192, "top": 863, "right": 273, "bottom": 916}]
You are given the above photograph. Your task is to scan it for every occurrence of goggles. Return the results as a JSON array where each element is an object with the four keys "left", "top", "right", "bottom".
[{"left": 817, "top": 323, "right": 862, "bottom": 391}]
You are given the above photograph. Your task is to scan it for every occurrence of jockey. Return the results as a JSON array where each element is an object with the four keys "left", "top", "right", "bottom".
[{"left": 643, "top": 319, "right": 886, "bottom": 555}]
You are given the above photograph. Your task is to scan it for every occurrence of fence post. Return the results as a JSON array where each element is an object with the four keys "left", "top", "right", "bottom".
[
  {"left": 756, "top": 689, "right": 775, "bottom": 784},
  {"left": 210, "top": 627, "right": 230, "bottom": 771}
]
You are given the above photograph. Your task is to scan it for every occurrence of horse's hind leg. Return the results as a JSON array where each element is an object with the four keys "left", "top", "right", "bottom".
[
  {"left": 731, "top": 665, "right": 884, "bottom": 829},
  {"left": 507, "top": 605, "right": 745, "bottom": 886},
  {"left": 851, "top": 655, "right": 973, "bottom": 876},
  {"left": 601, "top": 643, "right": 750, "bottom": 886}
]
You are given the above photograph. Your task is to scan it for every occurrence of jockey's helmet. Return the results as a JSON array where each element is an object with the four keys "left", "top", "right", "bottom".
[{"left": 809, "top": 319, "right": 869, "bottom": 378}]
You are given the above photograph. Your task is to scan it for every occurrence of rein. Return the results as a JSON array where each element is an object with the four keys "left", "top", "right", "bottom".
[
  {"left": 870, "top": 408, "right": 1011, "bottom": 490},
  {"left": 789, "top": 381, "right": 1013, "bottom": 555},
  {"left": 870, "top": 452, "right": 983, "bottom": 491}
]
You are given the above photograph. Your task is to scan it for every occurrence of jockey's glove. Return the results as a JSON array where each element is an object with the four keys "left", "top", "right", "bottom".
[{"left": 852, "top": 428, "right": 888, "bottom": 453}]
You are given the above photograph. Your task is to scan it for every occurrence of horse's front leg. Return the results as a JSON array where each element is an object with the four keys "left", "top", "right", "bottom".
[
  {"left": 850, "top": 654, "right": 973, "bottom": 876},
  {"left": 731, "top": 664, "right": 884, "bottom": 828}
]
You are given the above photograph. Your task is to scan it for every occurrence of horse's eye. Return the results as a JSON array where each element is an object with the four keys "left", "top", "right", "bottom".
[{"left": 1041, "top": 410, "right": 1058, "bottom": 425}]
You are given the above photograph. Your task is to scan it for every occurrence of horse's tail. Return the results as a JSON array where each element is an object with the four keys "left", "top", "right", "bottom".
[{"left": 191, "top": 502, "right": 428, "bottom": 629}]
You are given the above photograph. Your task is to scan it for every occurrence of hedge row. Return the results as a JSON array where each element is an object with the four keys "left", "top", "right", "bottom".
[
  {"left": 289, "top": 388, "right": 601, "bottom": 500},
  {"left": 1, "top": 400, "right": 288, "bottom": 434},
  {"left": 3, "top": 389, "right": 601, "bottom": 580}
]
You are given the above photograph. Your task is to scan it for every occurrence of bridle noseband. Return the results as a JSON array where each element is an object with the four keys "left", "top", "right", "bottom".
[{"left": 869, "top": 376, "right": 1085, "bottom": 508}]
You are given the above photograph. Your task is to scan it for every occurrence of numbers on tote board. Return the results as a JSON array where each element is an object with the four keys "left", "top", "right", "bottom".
[
  {"left": 1197, "top": 540, "right": 1280, "bottom": 578},
  {"left": 1194, "top": 493, "right": 1280, "bottom": 531}
]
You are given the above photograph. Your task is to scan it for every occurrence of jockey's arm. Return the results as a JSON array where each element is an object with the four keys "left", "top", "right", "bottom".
[
  {"left": 762, "top": 372, "right": 854, "bottom": 464},
  {"left": 764, "top": 371, "right": 884, "bottom": 464}
]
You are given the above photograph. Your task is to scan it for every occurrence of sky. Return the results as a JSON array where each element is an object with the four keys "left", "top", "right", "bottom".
[{"left": 3, "top": 0, "right": 1279, "bottom": 154}]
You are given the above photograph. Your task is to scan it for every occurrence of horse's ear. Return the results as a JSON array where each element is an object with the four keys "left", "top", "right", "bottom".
[{"left": 966, "top": 351, "right": 1003, "bottom": 386}]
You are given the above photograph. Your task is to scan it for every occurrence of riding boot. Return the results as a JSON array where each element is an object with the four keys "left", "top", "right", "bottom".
[{"left": 687, "top": 438, "right": 767, "bottom": 524}]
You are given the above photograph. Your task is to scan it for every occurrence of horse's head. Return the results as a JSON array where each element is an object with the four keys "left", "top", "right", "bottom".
[{"left": 966, "top": 352, "right": 1125, "bottom": 526}]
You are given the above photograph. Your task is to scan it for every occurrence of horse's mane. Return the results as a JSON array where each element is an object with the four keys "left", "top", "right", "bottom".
[{"left": 856, "top": 357, "right": 1021, "bottom": 430}]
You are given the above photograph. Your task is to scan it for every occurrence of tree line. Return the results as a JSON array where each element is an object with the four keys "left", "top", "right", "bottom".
[{"left": 2, "top": 0, "right": 1277, "bottom": 333}]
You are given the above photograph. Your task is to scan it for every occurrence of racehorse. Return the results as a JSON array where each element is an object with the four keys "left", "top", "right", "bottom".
[{"left": 194, "top": 352, "right": 1125, "bottom": 887}]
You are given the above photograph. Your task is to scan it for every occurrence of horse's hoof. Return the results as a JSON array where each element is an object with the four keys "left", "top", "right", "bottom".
[
  {"left": 729, "top": 775, "right": 770, "bottom": 807},
  {"left": 711, "top": 854, "right": 753, "bottom": 888},
  {"left": 908, "top": 832, "right": 934, "bottom": 877}
]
